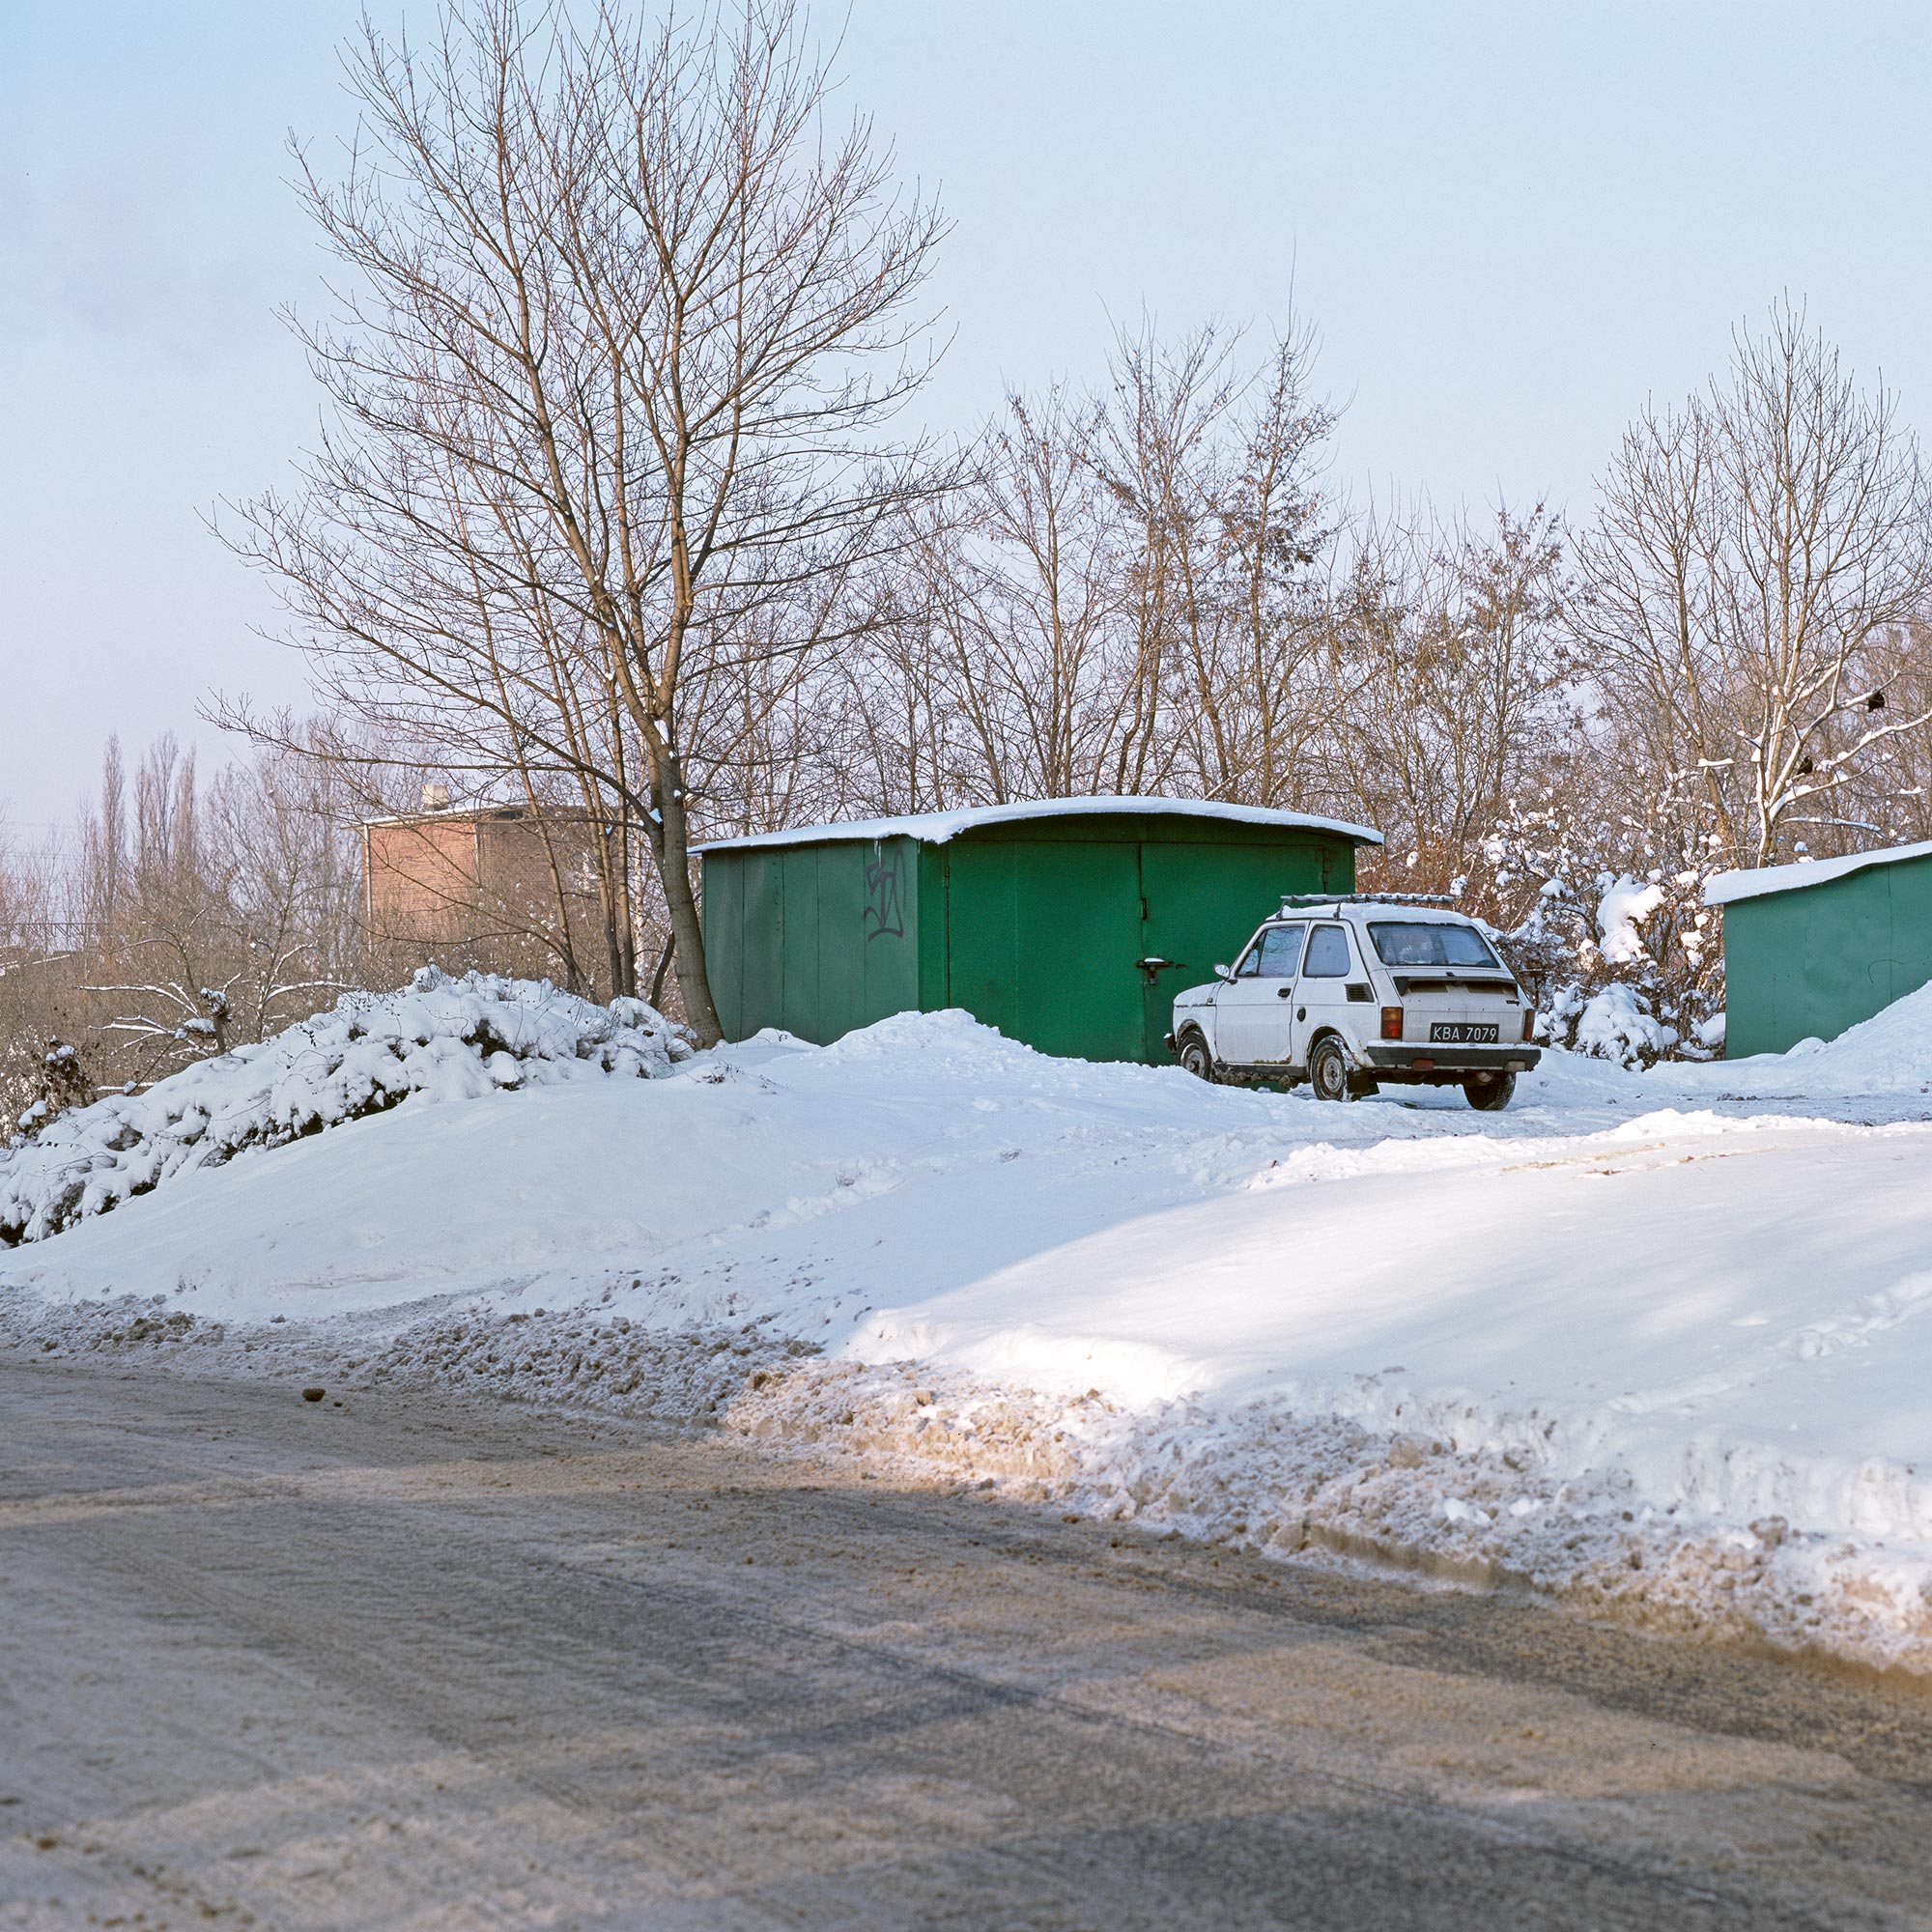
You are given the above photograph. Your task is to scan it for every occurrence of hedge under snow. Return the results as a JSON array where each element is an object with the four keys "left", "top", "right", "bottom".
[{"left": 0, "top": 968, "right": 694, "bottom": 1246}]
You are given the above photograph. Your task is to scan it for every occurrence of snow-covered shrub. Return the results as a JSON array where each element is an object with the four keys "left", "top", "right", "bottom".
[
  {"left": 0, "top": 968, "right": 694, "bottom": 1246},
  {"left": 1460, "top": 797, "right": 1724, "bottom": 1066},
  {"left": 1570, "top": 981, "right": 1675, "bottom": 1065},
  {"left": 1594, "top": 874, "right": 1664, "bottom": 966},
  {"left": 11, "top": 1037, "right": 96, "bottom": 1140}
]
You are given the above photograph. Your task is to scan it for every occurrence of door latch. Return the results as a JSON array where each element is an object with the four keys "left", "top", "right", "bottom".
[{"left": 1136, "top": 956, "right": 1184, "bottom": 985}]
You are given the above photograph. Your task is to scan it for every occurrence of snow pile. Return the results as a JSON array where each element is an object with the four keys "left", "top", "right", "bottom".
[
  {"left": 11, "top": 1001, "right": 1932, "bottom": 1671},
  {"left": 1667, "top": 976, "right": 1932, "bottom": 1098},
  {"left": 719, "top": 1357, "right": 1932, "bottom": 1669},
  {"left": 0, "top": 968, "right": 692, "bottom": 1246}
]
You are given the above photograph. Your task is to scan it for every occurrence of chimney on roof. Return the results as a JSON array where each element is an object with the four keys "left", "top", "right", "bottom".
[{"left": 420, "top": 781, "right": 451, "bottom": 812}]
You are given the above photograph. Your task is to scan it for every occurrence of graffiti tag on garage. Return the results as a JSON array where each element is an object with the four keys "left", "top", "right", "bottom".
[{"left": 865, "top": 844, "right": 905, "bottom": 941}]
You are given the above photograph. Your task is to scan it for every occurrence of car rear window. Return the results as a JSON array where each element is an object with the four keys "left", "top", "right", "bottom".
[{"left": 1367, "top": 922, "right": 1500, "bottom": 968}]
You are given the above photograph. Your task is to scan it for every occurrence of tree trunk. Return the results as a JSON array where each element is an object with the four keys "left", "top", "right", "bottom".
[{"left": 649, "top": 762, "right": 722, "bottom": 1045}]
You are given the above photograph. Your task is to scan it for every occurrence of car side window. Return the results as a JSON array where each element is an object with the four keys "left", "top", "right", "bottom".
[
  {"left": 1256, "top": 923, "right": 1305, "bottom": 979},
  {"left": 1304, "top": 923, "right": 1350, "bottom": 978},
  {"left": 1233, "top": 941, "right": 1262, "bottom": 978}
]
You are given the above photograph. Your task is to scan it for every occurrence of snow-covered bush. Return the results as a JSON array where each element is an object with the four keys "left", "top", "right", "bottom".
[
  {"left": 1594, "top": 874, "right": 1664, "bottom": 966},
  {"left": 0, "top": 968, "right": 693, "bottom": 1246},
  {"left": 1461, "top": 797, "right": 1725, "bottom": 1067},
  {"left": 11, "top": 1038, "right": 95, "bottom": 1140},
  {"left": 1568, "top": 981, "right": 1675, "bottom": 1065}
]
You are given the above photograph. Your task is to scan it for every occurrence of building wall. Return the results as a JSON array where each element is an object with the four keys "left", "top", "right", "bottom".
[
  {"left": 937, "top": 823, "right": 1346, "bottom": 1062},
  {"left": 702, "top": 814, "right": 1357, "bottom": 1063},
  {"left": 1724, "top": 853, "right": 1932, "bottom": 1058},
  {"left": 364, "top": 818, "right": 481, "bottom": 941},
  {"left": 364, "top": 810, "right": 606, "bottom": 983},
  {"left": 702, "top": 837, "right": 924, "bottom": 1044},
  {"left": 474, "top": 817, "right": 602, "bottom": 932}
]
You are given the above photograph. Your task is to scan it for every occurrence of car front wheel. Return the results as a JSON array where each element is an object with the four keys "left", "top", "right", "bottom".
[
  {"left": 1178, "top": 1033, "right": 1216, "bottom": 1082},
  {"left": 1308, "top": 1036, "right": 1352, "bottom": 1102},
  {"left": 1463, "top": 1071, "right": 1516, "bottom": 1111}
]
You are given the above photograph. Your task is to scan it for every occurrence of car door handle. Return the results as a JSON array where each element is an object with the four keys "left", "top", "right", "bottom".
[{"left": 1276, "top": 986, "right": 1293, "bottom": 999}]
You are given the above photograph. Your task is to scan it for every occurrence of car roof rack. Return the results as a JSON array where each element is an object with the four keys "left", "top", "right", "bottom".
[{"left": 1279, "top": 892, "right": 1462, "bottom": 909}]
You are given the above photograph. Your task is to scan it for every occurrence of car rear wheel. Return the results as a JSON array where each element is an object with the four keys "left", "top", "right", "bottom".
[
  {"left": 1463, "top": 1071, "right": 1516, "bottom": 1111},
  {"left": 1178, "top": 1033, "right": 1216, "bottom": 1082},
  {"left": 1308, "top": 1036, "right": 1352, "bottom": 1102}
]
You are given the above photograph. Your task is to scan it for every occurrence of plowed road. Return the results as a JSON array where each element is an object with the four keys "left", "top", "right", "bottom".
[{"left": 2, "top": 1358, "right": 1930, "bottom": 1930}]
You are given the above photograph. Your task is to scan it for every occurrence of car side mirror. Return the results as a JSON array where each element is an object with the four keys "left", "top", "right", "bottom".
[{"left": 1214, "top": 964, "right": 1235, "bottom": 983}]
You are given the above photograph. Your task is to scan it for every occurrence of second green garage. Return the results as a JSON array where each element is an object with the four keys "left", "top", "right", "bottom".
[
  {"left": 1708, "top": 837, "right": 1932, "bottom": 1058},
  {"left": 696, "top": 797, "right": 1382, "bottom": 1064}
]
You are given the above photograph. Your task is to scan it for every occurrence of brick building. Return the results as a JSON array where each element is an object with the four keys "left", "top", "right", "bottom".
[{"left": 361, "top": 791, "right": 608, "bottom": 980}]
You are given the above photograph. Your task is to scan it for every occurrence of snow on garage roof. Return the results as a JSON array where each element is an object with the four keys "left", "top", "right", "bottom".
[
  {"left": 1704, "top": 837, "right": 1932, "bottom": 907},
  {"left": 694, "top": 796, "right": 1383, "bottom": 855}
]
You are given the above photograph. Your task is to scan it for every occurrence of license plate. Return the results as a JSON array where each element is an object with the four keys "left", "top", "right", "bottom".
[{"left": 1430, "top": 1022, "right": 1498, "bottom": 1044}]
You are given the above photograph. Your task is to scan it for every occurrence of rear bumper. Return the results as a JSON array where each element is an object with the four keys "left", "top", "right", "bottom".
[{"left": 1362, "top": 1044, "right": 1541, "bottom": 1074}]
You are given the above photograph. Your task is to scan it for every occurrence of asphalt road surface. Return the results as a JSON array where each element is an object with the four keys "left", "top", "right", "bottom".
[{"left": 3, "top": 1356, "right": 1930, "bottom": 1930}]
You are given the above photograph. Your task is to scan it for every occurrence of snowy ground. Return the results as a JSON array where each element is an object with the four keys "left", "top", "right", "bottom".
[{"left": 9, "top": 986, "right": 1932, "bottom": 1674}]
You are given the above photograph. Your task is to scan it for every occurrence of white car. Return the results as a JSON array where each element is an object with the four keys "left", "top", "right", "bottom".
[{"left": 1167, "top": 895, "right": 1540, "bottom": 1109}]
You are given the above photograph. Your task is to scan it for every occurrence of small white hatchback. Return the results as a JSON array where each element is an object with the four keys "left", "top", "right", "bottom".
[{"left": 1168, "top": 895, "right": 1540, "bottom": 1109}]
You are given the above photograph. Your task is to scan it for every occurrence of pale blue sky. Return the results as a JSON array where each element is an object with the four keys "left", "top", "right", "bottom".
[{"left": 4, "top": 1, "right": 1930, "bottom": 829}]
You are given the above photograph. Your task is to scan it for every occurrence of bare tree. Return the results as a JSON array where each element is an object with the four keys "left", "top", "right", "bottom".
[
  {"left": 937, "top": 386, "right": 1130, "bottom": 799},
  {"left": 0, "top": 819, "right": 89, "bottom": 1136},
  {"left": 1575, "top": 301, "right": 1932, "bottom": 867},
  {"left": 225, "top": 0, "right": 946, "bottom": 1040},
  {"left": 1837, "top": 612, "right": 1932, "bottom": 843},
  {"left": 1325, "top": 500, "right": 1569, "bottom": 871},
  {"left": 1113, "top": 319, "right": 1337, "bottom": 808},
  {"left": 863, "top": 316, "right": 1339, "bottom": 814},
  {"left": 78, "top": 738, "right": 362, "bottom": 1083},
  {"left": 1084, "top": 321, "right": 1236, "bottom": 801},
  {"left": 0, "top": 736, "right": 371, "bottom": 1118},
  {"left": 817, "top": 529, "right": 968, "bottom": 816}
]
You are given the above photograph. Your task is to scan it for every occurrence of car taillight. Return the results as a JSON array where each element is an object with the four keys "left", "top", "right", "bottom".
[
  {"left": 1521, "top": 1008, "right": 1536, "bottom": 1043},
  {"left": 1380, "top": 1006, "right": 1404, "bottom": 1040}
]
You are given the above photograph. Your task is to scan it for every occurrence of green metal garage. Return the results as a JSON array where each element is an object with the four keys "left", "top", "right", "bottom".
[
  {"left": 696, "top": 798, "right": 1382, "bottom": 1064},
  {"left": 1709, "top": 838, "right": 1932, "bottom": 1058}
]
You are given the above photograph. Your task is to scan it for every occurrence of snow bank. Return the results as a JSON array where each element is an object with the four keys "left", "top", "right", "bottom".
[
  {"left": 9, "top": 1002, "right": 1932, "bottom": 1672},
  {"left": 0, "top": 968, "right": 692, "bottom": 1246},
  {"left": 1664, "top": 977, "right": 1932, "bottom": 1099}
]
